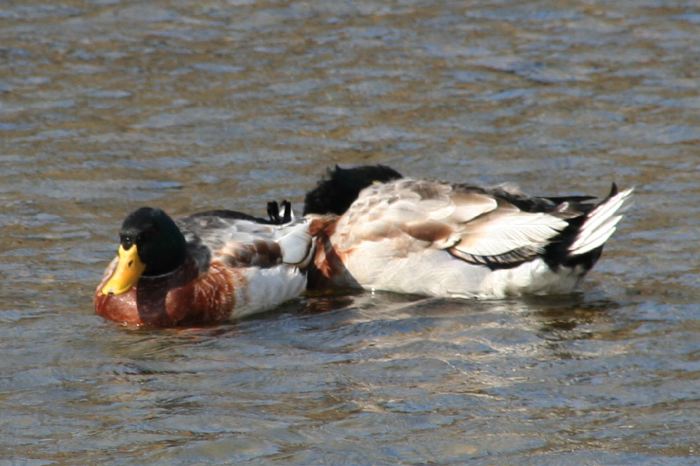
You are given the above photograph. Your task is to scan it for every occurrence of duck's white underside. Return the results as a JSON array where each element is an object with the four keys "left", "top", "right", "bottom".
[
  {"left": 232, "top": 265, "right": 307, "bottom": 319},
  {"left": 340, "top": 242, "right": 583, "bottom": 299}
]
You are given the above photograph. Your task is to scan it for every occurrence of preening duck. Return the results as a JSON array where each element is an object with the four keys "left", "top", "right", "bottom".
[
  {"left": 305, "top": 168, "right": 633, "bottom": 299},
  {"left": 95, "top": 206, "right": 313, "bottom": 327}
]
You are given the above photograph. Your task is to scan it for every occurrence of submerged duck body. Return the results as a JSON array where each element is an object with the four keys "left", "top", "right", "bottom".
[
  {"left": 307, "top": 174, "right": 633, "bottom": 299},
  {"left": 95, "top": 207, "right": 313, "bottom": 327}
]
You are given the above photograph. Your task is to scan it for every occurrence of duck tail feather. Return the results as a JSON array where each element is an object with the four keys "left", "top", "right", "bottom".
[{"left": 568, "top": 185, "right": 634, "bottom": 256}]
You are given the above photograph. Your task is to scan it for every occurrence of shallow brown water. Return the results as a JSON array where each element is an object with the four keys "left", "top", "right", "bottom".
[{"left": 1, "top": 0, "right": 699, "bottom": 464}]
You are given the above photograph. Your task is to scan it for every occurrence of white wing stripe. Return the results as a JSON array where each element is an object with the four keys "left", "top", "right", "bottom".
[{"left": 456, "top": 213, "right": 567, "bottom": 256}]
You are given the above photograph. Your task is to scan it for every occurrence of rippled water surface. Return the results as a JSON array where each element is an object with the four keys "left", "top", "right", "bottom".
[{"left": 1, "top": 1, "right": 699, "bottom": 464}]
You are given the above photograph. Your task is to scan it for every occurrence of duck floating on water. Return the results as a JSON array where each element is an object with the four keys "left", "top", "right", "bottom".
[
  {"left": 95, "top": 205, "right": 313, "bottom": 327},
  {"left": 305, "top": 166, "right": 633, "bottom": 299},
  {"left": 95, "top": 165, "right": 632, "bottom": 326}
]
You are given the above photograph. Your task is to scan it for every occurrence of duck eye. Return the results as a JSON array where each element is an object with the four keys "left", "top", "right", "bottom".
[{"left": 120, "top": 234, "right": 134, "bottom": 249}]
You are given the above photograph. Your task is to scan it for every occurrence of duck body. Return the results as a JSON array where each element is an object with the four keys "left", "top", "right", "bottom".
[
  {"left": 95, "top": 207, "right": 312, "bottom": 327},
  {"left": 308, "top": 176, "right": 633, "bottom": 299}
]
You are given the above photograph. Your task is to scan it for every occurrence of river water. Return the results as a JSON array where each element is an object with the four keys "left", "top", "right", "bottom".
[{"left": 1, "top": 1, "right": 699, "bottom": 464}]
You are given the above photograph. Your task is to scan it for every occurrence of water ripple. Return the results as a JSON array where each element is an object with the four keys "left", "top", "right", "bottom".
[{"left": 0, "top": 0, "right": 698, "bottom": 464}]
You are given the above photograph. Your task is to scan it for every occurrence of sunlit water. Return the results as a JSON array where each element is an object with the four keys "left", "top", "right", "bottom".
[{"left": 1, "top": 0, "right": 699, "bottom": 464}]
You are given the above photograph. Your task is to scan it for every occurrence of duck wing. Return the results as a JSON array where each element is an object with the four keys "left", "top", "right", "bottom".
[
  {"left": 336, "top": 178, "right": 591, "bottom": 269},
  {"left": 446, "top": 201, "right": 569, "bottom": 268},
  {"left": 177, "top": 214, "right": 314, "bottom": 270}
]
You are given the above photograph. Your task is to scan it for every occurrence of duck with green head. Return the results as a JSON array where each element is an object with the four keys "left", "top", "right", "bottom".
[{"left": 95, "top": 206, "right": 313, "bottom": 327}]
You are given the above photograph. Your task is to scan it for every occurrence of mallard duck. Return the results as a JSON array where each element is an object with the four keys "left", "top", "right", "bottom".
[
  {"left": 95, "top": 206, "right": 313, "bottom": 327},
  {"left": 305, "top": 167, "right": 633, "bottom": 298}
]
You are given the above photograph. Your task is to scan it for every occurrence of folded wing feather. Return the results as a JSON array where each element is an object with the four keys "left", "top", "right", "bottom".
[
  {"left": 276, "top": 221, "right": 314, "bottom": 266},
  {"left": 344, "top": 179, "right": 569, "bottom": 266},
  {"left": 453, "top": 210, "right": 568, "bottom": 257}
]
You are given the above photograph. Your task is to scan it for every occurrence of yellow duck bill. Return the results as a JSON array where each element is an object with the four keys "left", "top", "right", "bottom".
[{"left": 101, "top": 244, "right": 146, "bottom": 295}]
